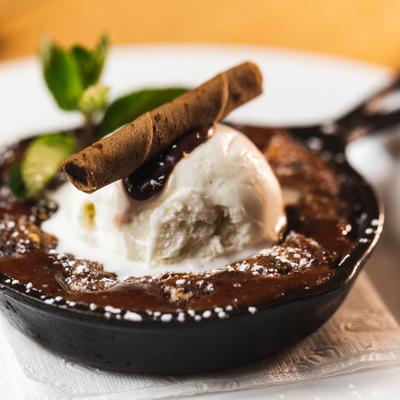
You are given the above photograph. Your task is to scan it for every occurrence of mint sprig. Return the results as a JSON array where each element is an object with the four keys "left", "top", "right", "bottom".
[{"left": 39, "top": 35, "right": 110, "bottom": 116}]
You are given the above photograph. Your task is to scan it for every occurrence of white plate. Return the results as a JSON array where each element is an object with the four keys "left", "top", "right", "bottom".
[
  {"left": 0, "top": 44, "right": 390, "bottom": 141},
  {"left": 0, "top": 44, "right": 397, "bottom": 399}
]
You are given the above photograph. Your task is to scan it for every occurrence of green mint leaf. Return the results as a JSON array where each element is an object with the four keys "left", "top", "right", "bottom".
[
  {"left": 71, "top": 34, "right": 110, "bottom": 88},
  {"left": 79, "top": 83, "right": 109, "bottom": 116},
  {"left": 100, "top": 87, "right": 188, "bottom": 136},
  {"left": 10, "top": 162, "right": 27, "bottom": 198},
  {"left": 21, "top": 133, "right": 77, "bottom": 198},
  {"left": 39, "top": 40, "right": 84, "bottom": 111},
  {"left": 39, "top": 35, "right": 109, "bottom": 112}
]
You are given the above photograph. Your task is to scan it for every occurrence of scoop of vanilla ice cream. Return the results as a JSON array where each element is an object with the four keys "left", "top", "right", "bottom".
[
  {"left": 44, "top": 123, "right": 285, "bottom": 268},
  {"left": 122, "top": 123, "right": 285, "bottom": 264}
]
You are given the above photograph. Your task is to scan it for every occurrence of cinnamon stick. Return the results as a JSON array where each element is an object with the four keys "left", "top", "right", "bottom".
[{"left": 62, "top": 61, "right": 263, "bottom": 193}]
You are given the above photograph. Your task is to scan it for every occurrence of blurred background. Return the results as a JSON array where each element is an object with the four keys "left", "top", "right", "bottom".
[
  {"left": 0, "top": 0, "right": 399, "bottom": 315},
  {"left": 1, "top": 0, "right": 400, "bottom": 66}
]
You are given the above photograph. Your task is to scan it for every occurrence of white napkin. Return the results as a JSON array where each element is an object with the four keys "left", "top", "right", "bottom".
[{"left": 2, "top": 272, "right": 400, "bottom": 400}]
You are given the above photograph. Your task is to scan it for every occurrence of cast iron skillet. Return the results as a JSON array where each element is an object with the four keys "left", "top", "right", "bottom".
[{"left": 0, "top": 77, "right": 399, "bottom": 375}]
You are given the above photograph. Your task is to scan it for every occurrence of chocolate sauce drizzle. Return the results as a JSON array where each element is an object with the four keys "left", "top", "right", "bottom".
[{"left": 123, "top": 127, "right": 213, "bottom": 201}]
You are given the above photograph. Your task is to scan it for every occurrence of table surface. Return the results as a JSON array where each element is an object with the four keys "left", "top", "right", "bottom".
[{"left": 1, "top": 0, "right": 400, "bottom": 67}]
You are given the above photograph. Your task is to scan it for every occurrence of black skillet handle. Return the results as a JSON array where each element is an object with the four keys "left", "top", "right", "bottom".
[
  {"left": 315, "top": 75, "right": 400, "bottom": 144},
  {"left": 234, "top": 75, "right": 400, "bottom": 151}
]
